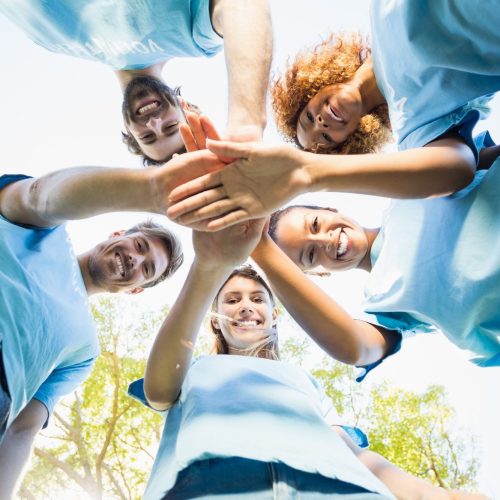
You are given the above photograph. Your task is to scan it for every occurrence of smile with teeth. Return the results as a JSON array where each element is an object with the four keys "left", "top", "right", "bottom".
[
  {"left": 137, "top": 101, "right": 160, "bottom": 115},
  {"left": 115, "top": 253, "right": 125, "bottom": 277},
  {"left": 337, "top": 230, "right": 348, "bottom": 258},
  {"left": 233, "top": 319, "right": 261, "bottom": 327}
]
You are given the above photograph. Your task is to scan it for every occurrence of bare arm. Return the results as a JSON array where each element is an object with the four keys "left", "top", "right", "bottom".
[
  {"left": 251, "top": 234, "right": 398, "bottom": 365},
  {"left": 211, "top": 0, "right": 272, "bottom": 138},
  {"left": 167, "top": 135, "right": 476, "bottom": 231},
  {"left": 0, "top": 399, "right": 48, "bottom": 499},
  {"left": 334, "top": 427, "right": 488, "bottom": 500},
  {"left": 144, "top": 219, "right": 265, "bottom": 410},
  {"left": 0, "top": 150, "right": 224, "bottom": 228}
]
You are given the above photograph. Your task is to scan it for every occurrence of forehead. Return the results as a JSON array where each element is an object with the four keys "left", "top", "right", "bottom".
[{"left": 219, "top": 276, "right": 269, "bottom": 297}]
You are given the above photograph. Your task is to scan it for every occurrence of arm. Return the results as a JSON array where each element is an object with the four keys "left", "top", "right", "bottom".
[
  {"left": 210, "top": 0, "right": 272, "bottom": 138},
  {"left": 144, "top": 218, "right": 265, "bottom": 410},
  {"left": 0, "top": 150, "right": 224, "bottom": 227},
  {"left": 251, "top": 234, "right": 398, "bottom": 365},
  {"left": 167, "top": 135, "right": 475, "bottom": 231},
  {"left": 0, "top": 399, "right": 48, "bottom": 499},
  {"left": 334, "top": 427, "right": 488, "bottom": 500}
]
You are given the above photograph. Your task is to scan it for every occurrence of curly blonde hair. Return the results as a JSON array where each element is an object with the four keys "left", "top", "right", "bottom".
[{"left": 271, "top": 33, "right": 391, "bottom": 154}]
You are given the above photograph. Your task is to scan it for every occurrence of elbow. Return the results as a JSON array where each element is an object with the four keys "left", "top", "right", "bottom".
[
  {"left": 450, "top": 162, "right": 475, "bottom": 193},
  {"left": 143, "top": 383, "right": 176, "bottom": 412}
]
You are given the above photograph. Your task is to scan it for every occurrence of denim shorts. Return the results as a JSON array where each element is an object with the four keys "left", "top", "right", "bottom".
[
  {"left": 0, "top": 346, "right": 12, "bottom": 441},
  {"left": 163, "top": 457, "right": 391, "bottom": 499}
]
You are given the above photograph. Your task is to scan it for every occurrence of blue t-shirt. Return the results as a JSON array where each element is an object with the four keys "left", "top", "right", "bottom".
[
  {"left": 357, "top": 155, "right": 500, "bottom": 372},
  {"left": 370, "top": 0, "right": 500, "bottom": 159},
  {"left": 0, "top": 175, "right": 100, "bottom": 431},
  {"left": 0, "top": 0, "right": 223, "bottom": 70},
  {"left": 129, "top": 355, "right": 394, "bottom": 500}
]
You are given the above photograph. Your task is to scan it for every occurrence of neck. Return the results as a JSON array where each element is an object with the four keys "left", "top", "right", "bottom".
[
  {"left": 77, "top": 252, "right": 100, "bottom": 296},
  {"left": 114, "top": 62, "right": 166, "bottom": 91},
  {"left": 358, "top": 227, "right": 380, "bottom": 272},
  {"left": 352, "top": 57, "right": 385, "bottom": 115}
]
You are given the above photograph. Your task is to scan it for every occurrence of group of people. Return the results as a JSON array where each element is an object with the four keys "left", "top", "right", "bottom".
[{"left": 0, "top": 0, "right": 498, "bottom": 498}]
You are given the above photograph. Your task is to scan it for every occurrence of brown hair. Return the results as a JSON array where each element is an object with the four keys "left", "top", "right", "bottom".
[
  {"left": 125, "top": 219, "right": 183, "bottom": 287},
  {"left": 210, "top": 266, "right": 279, "bottom": 360},
  {"left": 271, "top": 32, "right": 391, "bottom": 154}
]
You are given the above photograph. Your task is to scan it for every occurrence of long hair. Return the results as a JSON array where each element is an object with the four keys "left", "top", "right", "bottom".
[{"left": 210, "top": 266, "right": 279, "bottom": 360}]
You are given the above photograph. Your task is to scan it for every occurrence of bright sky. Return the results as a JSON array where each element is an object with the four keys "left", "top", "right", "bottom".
[{"left": 1, "top": 0, "right": 499, "bottom": 496}]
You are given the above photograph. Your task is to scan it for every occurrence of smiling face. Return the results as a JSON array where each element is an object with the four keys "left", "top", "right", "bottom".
[
  {"left": 296, "top": 83, "right": 363, "bottom": 152},
  {"left": 122, "top": 76, "right": 186, "bottom": 162},
  {"left": 87, "top": 231, "right": 170, "bottom": 293},
  {"left": 273, "top": 207, "right": 370, "bottom": 272},
  {"left": 214, "top": 275, "right": 277, "bottom": 352}
]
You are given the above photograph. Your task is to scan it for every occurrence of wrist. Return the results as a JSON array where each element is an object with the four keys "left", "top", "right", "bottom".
[
  {"left": 192, "top": 258, "right": 234, "bottom": 277},
  {"left": 300, "top": 150, "right": 321, "bottom": 192}
]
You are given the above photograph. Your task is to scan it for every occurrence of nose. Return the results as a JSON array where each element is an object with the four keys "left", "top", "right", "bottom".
[
  {"left": 128, "top": 253, "right": 145, "bottom": 269},
  {"left": 312, "top": 231, "right": 334, "bottom": 252},
  {"left": 146, "top": 116, "right": 162, "bottom": 134},
  {"left": 238, "top": 304, "right": 254, "bottom": 318},
  {"left": 316, "top": 113, "right": 329, "bottom": 128}
]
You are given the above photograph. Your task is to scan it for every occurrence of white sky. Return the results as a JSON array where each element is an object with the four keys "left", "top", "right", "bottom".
[{"left": 1, "top": 0, "right": 499, "bottom": 496}]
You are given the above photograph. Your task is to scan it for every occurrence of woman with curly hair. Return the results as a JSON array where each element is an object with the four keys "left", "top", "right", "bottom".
[{"left": 166, "top": 2, "right": 500, "bottom": 232}]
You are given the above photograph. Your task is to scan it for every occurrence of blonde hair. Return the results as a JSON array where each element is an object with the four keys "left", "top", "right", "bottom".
[
  {"left": 271, "top": 32, "right": 391, "bottom": 154},
  {"left": 210, "top": 266, "right": 279, "bottom": 361}
]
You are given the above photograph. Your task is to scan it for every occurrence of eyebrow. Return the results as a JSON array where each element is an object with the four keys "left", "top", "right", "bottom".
[{"left": 298, "top": 215, "right": 309, "bottom": 267}]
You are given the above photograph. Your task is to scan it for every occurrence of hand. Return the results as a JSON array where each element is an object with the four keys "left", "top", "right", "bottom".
[
  {"left": 149, "top": 149, "right": 226, "bottom": 214},
  {"left": 193, "top": 218, "right": 266, "bottom": 271},
  {"left": 167, "top": 141, "right": 311, "bottom": 231}
]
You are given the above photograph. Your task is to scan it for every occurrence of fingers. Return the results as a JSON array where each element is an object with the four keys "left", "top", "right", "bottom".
[
  {"left": 205, "top": 209, "right": 250, "bottom": 232},
  {"left": 206, "top": 139, "right": 253, "bottom": 160},
  {"left": 186, "top": 112, "right": 207, "bottom": 150},
  {"left": 168, "top": 188, "right": 231, "bottom": 223},
  {"left": 180, "top": 123, "right": 198, "bottom": 152},
  {"left": 200, "top": 116, "right": 222, "bottom": 141},
  {"left": 168, "top": 171, "right": 221, "bottom": 207}
]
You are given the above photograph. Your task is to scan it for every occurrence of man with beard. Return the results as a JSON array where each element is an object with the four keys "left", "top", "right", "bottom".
[
  {"left": 0, "top": 159, "right": 190, "bottom": 497},
  {"left": 0, "top": 0, "right": 272, "bottom": 165}
]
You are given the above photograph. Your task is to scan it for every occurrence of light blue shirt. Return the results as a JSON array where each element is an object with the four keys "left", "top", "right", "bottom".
[
  {"left": 370, "top": 0, "right": 500, "bottom": 159},
  {"left": 0, "top": 175, "right": 100, "bottom": 431},
  {"left": 359, "top": 156, "right": 500, "bottom": 368},
  {"left": 130, "top": 355, "right": 394, "bottom": 499},
  {"left": 0, "top": 0, "right": 222, "bottom": 70}
]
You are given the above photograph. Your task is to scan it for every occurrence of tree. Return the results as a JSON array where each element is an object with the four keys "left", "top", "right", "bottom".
[{"left": 20, "top": 296, "right": 167, "bottom": 500}]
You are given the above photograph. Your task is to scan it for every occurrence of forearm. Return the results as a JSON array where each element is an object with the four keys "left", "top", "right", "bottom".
[
  {"left": 1, "top": 166, "right": 153, "bottom": 227},
  {"left": 306, "top": 138, "right": 476, "bottom": 198},
  {"left": 212, "top": 0, "right": 272, "bottom": 133},
  {"left": 144, "top": 261, "right": 231, "bottom": 409},
  {"left": 357, "top": 448, "right": 450, "bottom": 500},
  {"left": 0, "top": 428, "right": 38, "bottom": 498},
  {"left": 252, "top": 236, "right": 388, "bottom": 365}
]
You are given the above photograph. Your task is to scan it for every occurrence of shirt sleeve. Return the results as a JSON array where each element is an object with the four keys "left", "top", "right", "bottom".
[
  {"left": 33, "top": 357, "right": 95, "bottom": 428},
  {"left": 0, "top": 174, "right": 32, "bottom": 191}
]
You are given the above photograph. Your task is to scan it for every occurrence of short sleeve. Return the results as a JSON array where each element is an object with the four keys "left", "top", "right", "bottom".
[
  {"left": 34, "top": 357, "right": 95, "bottom": 427},
  {"left": 0, "top": 174, "right": 32, "bottom": 191}
]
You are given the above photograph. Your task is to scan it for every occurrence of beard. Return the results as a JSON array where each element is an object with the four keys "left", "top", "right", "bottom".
[{"left": 121, "top": 76, "right": 178, "bottom": 125}]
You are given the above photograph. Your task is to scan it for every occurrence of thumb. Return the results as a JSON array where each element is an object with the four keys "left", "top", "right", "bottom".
[{"left": 207, "top": 139, "right": 252, "bottom": 161}]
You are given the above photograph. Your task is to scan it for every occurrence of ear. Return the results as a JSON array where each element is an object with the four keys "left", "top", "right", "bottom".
[
  {"left": 126, "top": 287, "right": 144, "bottom": 295},
  {"left": 271, "top": 307, "right": 278, "bottom": 326},
  {"left": 109, "top": 229, "right": 126, "bottom": 239},
  {"left": 211, "top": 318, "right": 220, "bottom": 330}
]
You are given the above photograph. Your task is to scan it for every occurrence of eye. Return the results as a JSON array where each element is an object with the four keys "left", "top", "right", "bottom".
[
  {"left": 140, "top": 133, "right": 155, "bottom": 144},
  {"left": 253, "top": 297, "right": 265, "bottom": 303},
  {"left": 308, "top": 247, "right": 315, "bottom": 265},
  {"left": 143, "top": 263, "right": 149, "bottom": 277},
  {"left": 312, "top": 216, "right": 319, "bottom": 233},
  {"left": 226, "top": 298, "right": 238, "bottom": 305},
  {"left": 322, "top": 133, "right": 333, "bottom": 143},
  {"left": 306, "top": 111, "right": 314, "bottom": 123}
]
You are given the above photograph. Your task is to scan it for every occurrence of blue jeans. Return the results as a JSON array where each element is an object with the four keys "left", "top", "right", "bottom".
[
  {"left": 163, "top": 457, "right": 390, "bottom": 499},
  {"left": 0, "top": 347, "right": 11, "bottom": 442}
]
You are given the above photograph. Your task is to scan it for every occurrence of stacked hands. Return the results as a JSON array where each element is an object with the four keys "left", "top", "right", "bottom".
[{"left": 165, "top": 111, "right": 309, "bottom": 232}]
